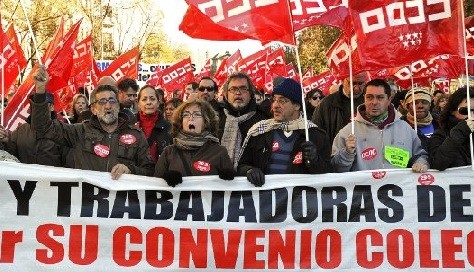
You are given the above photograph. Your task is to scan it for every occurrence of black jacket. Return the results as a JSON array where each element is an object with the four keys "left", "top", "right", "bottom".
[
  {"left": 237, "top": 127, "right": 333, "bottom": 175},
  {"left": 136, "top": 113, "right": 172, "bottom": 162},
  {"left": 312, "top": 86, "right": 364, "bottom": 145}
]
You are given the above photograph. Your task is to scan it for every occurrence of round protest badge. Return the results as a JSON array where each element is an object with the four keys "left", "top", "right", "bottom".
[
  {"left": 272, "top": 141, "right": 280, "bottom": 152},
  {"left": 418, "top": 173, "right": 435, "bottom": 185},
  {"left": 292, "top": 151, "right": 303, "bottom": 164},
  {"left": 193, "top": 160, "right": 211, "bottom": 172},
  {"left": 120, "top": 134, "right": 137, "bottom": 145},
  {"left": 94, "top": 144, "right": 110, "bottom": 158},
  {"left": 371, "top": 171, "right": 386, "bottom": 180},
  {"left": 361, "top": 147, "right": 377, "bottom": 160}
]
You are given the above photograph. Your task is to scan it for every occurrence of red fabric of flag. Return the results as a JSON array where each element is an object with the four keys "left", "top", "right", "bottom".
[{"left": 101, "top": 46, "right": 140, "bottom": 81}]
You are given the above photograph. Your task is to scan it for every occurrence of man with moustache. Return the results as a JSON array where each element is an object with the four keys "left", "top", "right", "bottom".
[
  {"left": 30, "top": 65, "right": 154, "bottom": 179},
  {"left": 219, "top": 72, "right": 269, "bottom": 166},
  {"left": 237, "top": 78, "right": 332, "bottom": 187},
  {"left": 312, "top": 72, "right": 368, "bottom": 145},
  {"left": 197, "top": 76, "right": 221, "bottom": 111}
]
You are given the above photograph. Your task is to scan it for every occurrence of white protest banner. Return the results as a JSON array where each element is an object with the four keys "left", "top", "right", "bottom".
[{"left": 1, "top": 162, "right": 473, "bottom": 271}]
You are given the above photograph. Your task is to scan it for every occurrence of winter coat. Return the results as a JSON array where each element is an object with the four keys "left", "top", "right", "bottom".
[
  {"left": 31, "top": 96, "right": 154, "bottom": 176},
  {"left": 135, "top": 113, "right": 172, "bottom": 162},
  {"left": 331, "top": 104, "right": 429, "bottom": 172}
]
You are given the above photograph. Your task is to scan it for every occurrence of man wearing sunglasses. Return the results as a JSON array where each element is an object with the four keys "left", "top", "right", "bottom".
[
  {"left": 30, "top": 65, "right": 154, "bottom": 180},
  {"left": 312, "top": 72, "right": 368, "bottom": 145},
  {"left": 197, "top": 77, "right": 220, "bottom": 111}
]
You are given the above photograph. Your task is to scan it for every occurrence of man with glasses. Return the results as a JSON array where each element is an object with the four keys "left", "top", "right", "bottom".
[
  {"left": 117, "top": 77, "right": 139, "bottom": 123},
  {"left": 312, "top": 72, "right": 368, "bottom": 145},
  {"left": 30, "top": 65, "right": 154, "bottom": 179},
  {"left": 197, "top": 77, "right": 220, "bottom": 111},
  {"left": 219, "top": 72, "right": 269, "bottom": 165},
  {"left": 331, "top": 79, "right": 429, "bottom": 173},
  {"left": 237, "top": 78, "right": 332, "bottom": 187}
]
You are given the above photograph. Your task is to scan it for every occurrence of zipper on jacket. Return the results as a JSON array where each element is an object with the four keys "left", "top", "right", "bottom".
[{"left": 106, "top": 133, "right": 112, "bottom": 171}]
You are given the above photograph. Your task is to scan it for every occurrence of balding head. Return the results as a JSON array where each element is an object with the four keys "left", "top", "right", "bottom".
[{"left": 98, "top": 76, "right": 117, "bottom": 88}]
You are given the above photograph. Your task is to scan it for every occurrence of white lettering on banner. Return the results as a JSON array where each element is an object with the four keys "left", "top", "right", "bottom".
[
  {"left": 73, "top": 42, "right": 88, "bottom": 59},
  {"left": 198, "top": 0, "right": 277, "bottom": 22},
  {"left": 162, "top": 63, "right": 192, "bottom": 84},
  {"left": 393, "top": 54, "right": 449, "bottom": 79},
  {"left": 9, "top": 103, "right": 30, "bottom": 131},
  {"left": 0, "top": 44, "right": 15, "bottom": 69},
  {"left": 359, "top": 0, "right": 451, "bottom": 34},
  {"left": 290, "top": 0, "right": 328, "bottom": 15},
  {"left": 467, "top": 26, "right": 474, "bottom": 40},
  {"left": 328, "top": 35, "right": 357, "bottom": 66}
]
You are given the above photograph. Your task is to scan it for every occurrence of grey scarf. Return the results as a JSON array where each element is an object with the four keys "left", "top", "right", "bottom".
[{"left": 220, "top": 109, "right": 255, "bottom": 164}]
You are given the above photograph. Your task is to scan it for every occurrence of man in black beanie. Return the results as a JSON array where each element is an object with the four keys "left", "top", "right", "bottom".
[{"left": 237, "top": 78, "right": 332, "bottom": 186}]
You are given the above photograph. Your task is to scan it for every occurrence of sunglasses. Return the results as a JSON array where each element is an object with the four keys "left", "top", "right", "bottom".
[
  {"left": 458, "top": 106, "right": 474, "bottom": 115},
  {"left": 311, "top": 96, "right": 321, "bottom": 101},
  {"left": 198, "top": 86, "right": 215, "bottom": 92}
]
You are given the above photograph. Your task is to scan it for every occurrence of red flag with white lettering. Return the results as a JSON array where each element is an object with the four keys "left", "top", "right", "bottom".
[
  {"left": 101, "top": 46, "right": 139, "bottom": 81},
  {"left": 180, "top": 0, "right": 295, "bottom": 45},
  {"left": 70, "top": 35, "right": 100, "bottom": 92},
  {"left": 349, "top": 0, "right": 464, "bottom": 70},
  {"left": 290, "top": 0, "right": 348, "bottom": 31},
  {"left": 326, "top": 33, "right": 364, "bottom": 80},
  {"left": 146, "top": 65, "right": 163, "bottom": 88},
  {"left": 302, "top": 67, "right": 313, "bottom": 80},
  {"left": 3, "top": 20, "right": 81, "bottom": 130},
  {"left": 5, "top": 24, "right": 27, "bottom": 71},
  {"left": 466, "top": 16, "right": 474, "bottom": 56},
  {"left": 266, "top": 48, "right": 287, "bottom": 77},
  {"left": 0, "top": 25, "right": 24, "bottom": 93},
  {"left": 302, "top": 70, "right": 338, "bottom": 95},
  {"left": 160, "top": 58, "right": 194, "bottom": 94},
  {"left": 286, "top": 63, "right": 299, "bottom": 81}
]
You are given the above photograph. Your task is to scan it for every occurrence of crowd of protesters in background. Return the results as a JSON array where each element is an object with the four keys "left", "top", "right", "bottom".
[{"left": 1, "top": 63, "right": 474, "bottom": 187}]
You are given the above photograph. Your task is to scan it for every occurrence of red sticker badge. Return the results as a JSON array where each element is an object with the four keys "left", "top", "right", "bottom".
[
  {"left": 193, "top": 160, "right": 211, "bottom": 172},
  {"left": 372, "top": 171, "right": 386, "bottom": 180},
  {"left": 418, "top": 174, "right": 435, "bottom": 185},
  {"left": 94, "top": 144, "right": 110, "bottom": 158},
  {"left": 292, "top": 152, "right": 303, "bottom": 164},
  {"left": 361, "top": 147, "right": 377, "bottom": 160},
  {"left": 272, "top": 141, "right": 280, "bottom": 152},
  {"left": 120, "top": 134, "right": 137, "bottom": 145}
]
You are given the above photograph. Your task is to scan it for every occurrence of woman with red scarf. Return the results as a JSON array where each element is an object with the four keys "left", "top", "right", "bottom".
[{"left": 135, "top": 85, "right": 172, "bottom": 162}]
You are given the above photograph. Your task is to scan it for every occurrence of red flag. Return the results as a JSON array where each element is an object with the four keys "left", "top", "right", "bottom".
[
  {"left": 291, "top": 0, "right": 349, "bottom": 31},
  {"left": 0, "top": 25, "right": 24, "bottom": 92},
  {"left": 44, "top": 20, "right": 82, "bottom": 93},
  {"left": 466, "top": 16, "right": 474, "bottom": 56},
  {"left": 349, "top": 0, "right": 464, "bottom": 70},
  {"left": 265, "top": 48, "right": 287, "bottom": 77},
  {"left": 326, "top": 33, "right": 364, "bottom": 80},
  {"left": 180, "top": 0, "right": 295, "bottom": 45},
  {"left": 302, "top": 70, "right": 338, "bottom": 95},
  {"left": 213, "top": 57, "right": 228, "bottom": 87},
  {"left": 302, "top": 67, "right": 313, "bottom": 80},
  {"left": 3, "top": 20, "right": 82, "bottom": 130},
  {"left": 70, "top": 35, "right": 100, "bottom": 92},
  {"left": 286, "top": 63, "right": 299, "bottom": 81},
  {"left": 239, "top": 50, "right": 267, "bottom": 87},
  {"left": 225, "top": 50, "right": 242, "bottom": 75},
  {"left": 160, "top": 58, "right": 194, "bottom": 94},
  {"left": 195, "top": 59, "right": 211, "bottom": 81},
  {"left": 146, "top": 65, "right": 163, "bottom": 87},
  {"left": 237, "top": 49, "right": 267, "bottom": 72},
  {"left": 101, "top": 46, "right": 140, "bottom": 81},
  {"left": 53, "top": 84, "right": 76, "bottom": 113},
  {"left": 5, "top": 24, "right": 27, "bottom": 71}
]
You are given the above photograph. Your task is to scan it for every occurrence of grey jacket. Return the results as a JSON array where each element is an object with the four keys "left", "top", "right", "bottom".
[{"left": 331, "top": 104, "right": 429, "bottom": 172}]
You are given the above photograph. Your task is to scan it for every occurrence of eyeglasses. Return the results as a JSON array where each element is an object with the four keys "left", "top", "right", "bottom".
[
  {"left": 182, "top": 112, "right": 203, "bottom": 119},
  {"left": 94, "top": 97, "right": 118, "bottom": 105},
  {"left": 126, "top": 93, "right": 138, "bottom": 98},
  {"left": 311, "top": 96, "right": 321, "bottom": 101},
  {"left": 228, "top": 86, "right": 249, "bottom": 94},
  {"left": 198, "top": 86, "right": 215, "bottom": 92},
  {"left": 271, "top": 97, "right": 291, "bottom": 105},
  {"left": 458, "top": 106, "right": 474, "bottom": 115}
]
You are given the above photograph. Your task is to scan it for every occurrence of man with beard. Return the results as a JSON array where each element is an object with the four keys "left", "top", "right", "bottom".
[
  {"left": 331, "top": 79, "right": 429, "bottom": 173},
  {"left": 219, "top": 72, "right": 269, "bottom": 166},
  {"left": 30, "top": 65, "right": 154, "bottom": 179},
  {"left": 312, "top": 72, "right": 368, "bottom": 145},
  {"left": 197, "top": 76, "right": 221, "bottom": 111},
  {"left": 117, "top": 77, "right": 139, "bottom": 123},
  {"left": 237, "top": 78, "right": 332, "bottom": 187}
]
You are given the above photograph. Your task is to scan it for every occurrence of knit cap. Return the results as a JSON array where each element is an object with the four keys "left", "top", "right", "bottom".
[
  {"left": 404, "top": 87, "right": 432, "bottom": 105},
  {"left": 273, "top": 78, "right": 303, "bottom": 107}
]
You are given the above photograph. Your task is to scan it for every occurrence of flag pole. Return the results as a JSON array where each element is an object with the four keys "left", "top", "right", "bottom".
[
  {"left": 294, "top": 45, "right": 310, "bottom": 142},
  {"left": 19, "top": 0, "right": 42, "bottom": 66},
  {"left": 1, "top": 12, "right": 4, "bottom": 127},
  {"left": 408, "top": 63, "right": 418, "bottom": 132},
  {"left": 348, "top": 38, "right": 355, "bottom": 135}
]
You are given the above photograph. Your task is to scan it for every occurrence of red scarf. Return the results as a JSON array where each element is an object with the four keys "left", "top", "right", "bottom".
[{"left": 138, "top": 112, "right": 159, "bottom": 138}]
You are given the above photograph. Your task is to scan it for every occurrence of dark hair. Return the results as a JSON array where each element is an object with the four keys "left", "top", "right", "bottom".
[
  {"left": 138, "top": 85, "right": 161, "bottom": 101},
  {"left": 223, "top": 72, "right": 255, "bottom": 98},
  {"left": 364, "top": 78, "right": 391, "bottom": 97},
  {"left": 90, "top": 85, "right": 118, "bottom": 104},
  {"left": 117, "top": 78, "right": 139, "bottom": 92},
  {"left": 187, "top": 81, "right": 199, "bottom": 90},
  {"left": 439, "top": 87, "right": 474, "bottom": 129},
  {"left": 165, "top": 98, "right": 183, "bottom": 109},
  {"left": 199, "top": 77, "right": 218, "bottom": 91},
  {"left": 171, "top": 99, "right": 219, "bottom": 137},
  {"left": 306, "top": 88, "right": 324, "bottom": 100}
]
